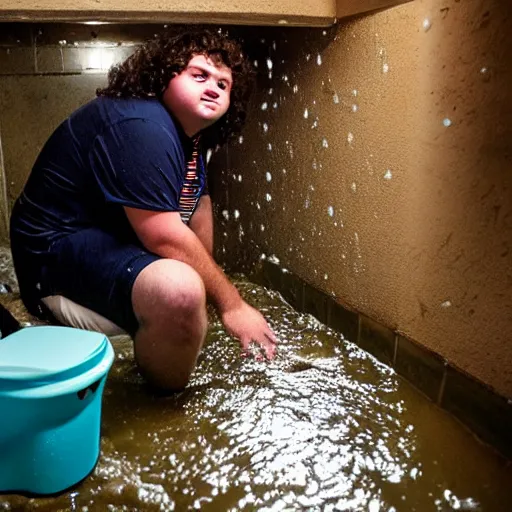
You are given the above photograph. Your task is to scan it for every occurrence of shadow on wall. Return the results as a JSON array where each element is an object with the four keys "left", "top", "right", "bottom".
[{"left": 336, "top": 0, "right": 415, "bottom": 19}]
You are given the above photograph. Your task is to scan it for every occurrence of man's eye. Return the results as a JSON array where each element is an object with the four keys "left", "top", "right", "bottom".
[
  {"left": 218, "top": 81, "right": 227, "bottom": 90},
  {"left": 194, "top": 73, "right": 206, "bottom": 81}
]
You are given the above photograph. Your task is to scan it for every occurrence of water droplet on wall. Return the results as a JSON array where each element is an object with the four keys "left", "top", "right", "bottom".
[
  {"left": 480, "top": 66, "right": 491, "bottom": 82},
  {"left": 422, "top": 18, "right": 432, "bottom": 31},
  {"left": 351, "top": 182, "right": 357, "bottom": 192},
  {"left": 222, "top": 210, "right": 229, "bottom": 220},
  {"left": 347, "top": 132, "right": 354, "bottom": 144},
  {"left": 266, "top": 172, "right": 272, "bottom": 182},
  {"left": 333, "top": 93, "right": 340, "bottom": 104},
  {"left": 266, "top": 58, "right": 273, "bottom": 70},
  {"left": 322, "top": 138, "right": 329, "bottom": 148},
  {"left": 263, "top": 123, "right": 269, "bottom": 133},
  {"left": 384, "top": 169, "right": 392, "bottom": 180},
  {"left": 304, "top": 108, "right": 309, "bottom": 119},
  {"left": 261, "top": 102, "right": 268, "bottom": 111},
  {"left": 266, "top": 193, "right": 272, "bottom": 202},
  {"left": 443, "top": 118, "right": 452, "bottom": 127},
  {"left": 327, "top": 206, "right": 334, "bottom": 217},
  {"left": 233, "top": 209, "right": 240, "bottom": 219},
  {"left": 317, "top": 54, "right": 322, "bottom": 66},
  {"left": 382, "top": 63, "right": 389, "bottom": 73}
]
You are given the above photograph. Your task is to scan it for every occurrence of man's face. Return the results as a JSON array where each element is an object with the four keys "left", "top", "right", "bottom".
[{"left": 163, "top": 54, "right": 233, "bottom": 136}]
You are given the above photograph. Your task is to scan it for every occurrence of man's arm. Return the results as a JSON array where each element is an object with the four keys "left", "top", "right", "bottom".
[
  {"left": 124, "top": 207, "right": 277, "bottom": 359},
  {"left": 189, "top": 195, "right": 213, "bottom": 255}
]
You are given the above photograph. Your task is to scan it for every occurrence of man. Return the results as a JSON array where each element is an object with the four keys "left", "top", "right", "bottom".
[{"left": 9, "top": 29, "right": 278, "bottom": 391}]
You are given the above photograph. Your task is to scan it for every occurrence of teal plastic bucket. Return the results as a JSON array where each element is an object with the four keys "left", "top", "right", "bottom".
[{"left": 0, "top": 326, "right": 114, "bottom": 495}]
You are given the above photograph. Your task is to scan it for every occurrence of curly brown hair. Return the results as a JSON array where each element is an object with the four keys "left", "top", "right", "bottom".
[{"left": 96, "top": 28, "right": 254, "bottom": 149}]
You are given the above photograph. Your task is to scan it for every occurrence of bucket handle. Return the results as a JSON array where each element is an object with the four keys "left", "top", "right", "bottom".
[{"left": 77, "top": 378, "right": 101, "bottom": 400}]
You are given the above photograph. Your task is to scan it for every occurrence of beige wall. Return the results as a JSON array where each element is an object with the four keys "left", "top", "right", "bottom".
[
  {"left": 0, "top": 0, "right": 511, "bottom": 399},
  {"left": 0, "top": 0, "right": 412, "bottom": 25},
  {"left": 0, "top": 0, "right": 336, "bottom": 26},
  {"left": 213, "top": 0, "right": 512, "bottom": 398}
]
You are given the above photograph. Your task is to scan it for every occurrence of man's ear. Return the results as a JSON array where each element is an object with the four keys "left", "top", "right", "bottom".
[{"left": 164, "top": 72, "right": 178, "bottom": 91}]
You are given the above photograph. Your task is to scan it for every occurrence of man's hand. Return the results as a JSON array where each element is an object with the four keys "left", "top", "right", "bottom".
[{"left": 221, "top": 301, "right": 278, "bottom": 360}]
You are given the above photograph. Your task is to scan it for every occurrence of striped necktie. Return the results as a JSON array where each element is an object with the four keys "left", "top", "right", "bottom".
[{"left": 179, "top": 135, "right": 202, "bottom": 224}]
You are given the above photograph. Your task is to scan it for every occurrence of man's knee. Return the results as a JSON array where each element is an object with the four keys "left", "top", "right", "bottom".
[
  {"left": 132, "top": 259, "right": 206, "bottom": 328},
  {"left": 131, "top": 259, "right": 208, "bottom": 392}
]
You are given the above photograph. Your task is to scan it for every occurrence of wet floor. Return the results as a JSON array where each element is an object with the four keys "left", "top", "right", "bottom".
[{"left": 1, "top": 270, "right": 511, "bottom": 511}]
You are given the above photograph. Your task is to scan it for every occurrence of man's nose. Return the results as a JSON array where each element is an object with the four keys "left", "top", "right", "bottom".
[{"left": 204, "top": 84, "right": 220, "bottom": 99}]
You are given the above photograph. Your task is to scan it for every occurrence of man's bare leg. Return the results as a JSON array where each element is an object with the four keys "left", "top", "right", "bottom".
[{"left": 131, "top": 259, "right": 208, "bottom": 391}]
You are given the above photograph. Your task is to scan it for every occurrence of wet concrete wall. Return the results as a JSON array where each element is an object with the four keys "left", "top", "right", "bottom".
[
  {"left": 211, "top": 0, "right": 512, "bottom": 399},
  {"left": 0, "top": 0, "right": 510, "bottom": 401}
]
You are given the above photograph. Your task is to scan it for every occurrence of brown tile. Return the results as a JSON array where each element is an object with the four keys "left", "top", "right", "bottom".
[
  {"left": 0, "top": 48, "right": 34, "bottom": 75},
  {"left": 328, "top": 300, "right": 359, "bottom": 343},
  {"left": 280, "top": 270, "right": 304, "bottom": 312},
  {"left": 303, "top": 281, "right": 329, "bottom": 324},
  {"left": 441, "top": 366, "right": 512, "bottom": 459},
  {"left": 36, "top": 47, "right": 64, "bottom": 73},
  {"left": 33, "top": 23, "right": 159, "bottom": 47},
  {"left": 395, "top": 334, "right": 446, "bottom": 402},
  {"left": 359, "top": 315, "right": 395, "bottom": 366},
  {"left": 63, "top": 47, "right": 134, "bottom": 73}
]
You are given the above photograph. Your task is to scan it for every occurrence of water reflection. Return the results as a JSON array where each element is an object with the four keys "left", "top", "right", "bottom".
[{"left": 1, "top": 277, "right": 511, "bottom": 511}]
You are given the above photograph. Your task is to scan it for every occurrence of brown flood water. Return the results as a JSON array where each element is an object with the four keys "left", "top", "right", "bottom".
[{"left": 1, "top": 275, "right": 511, "bottom": 511}]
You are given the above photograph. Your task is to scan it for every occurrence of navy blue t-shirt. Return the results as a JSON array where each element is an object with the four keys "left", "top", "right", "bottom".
[{"left": 10, "top": 96, "right": 208, "bottom": 294}]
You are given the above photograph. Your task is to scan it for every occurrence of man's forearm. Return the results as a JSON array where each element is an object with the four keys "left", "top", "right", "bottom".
[{"left": 149, "top": 223, "right": 241, "bottom": 313}]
